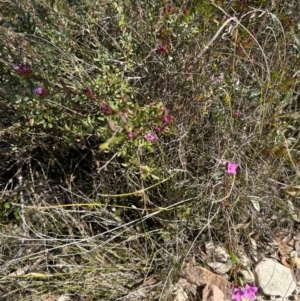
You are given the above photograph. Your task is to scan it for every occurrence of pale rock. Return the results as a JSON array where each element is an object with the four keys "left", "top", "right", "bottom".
[
  {"left": 173, "top": 286, "right": 189, "bottom": 301},
  {"left": 57, "top": 296, "right": 71, "bottom": 301},
  {"left": 240, "top": 269, "right": 255, "bottom": 283},
  {"left": 238, "top": 252, "right": 252, "bottom": 266},
  {"left": 205, "top": 243, "right": 230, "bottom": 263},
  {"left": 207, "top": 261, "right": 231, "bottom": 274},
  {"left": 255, "top": 258, "right": 296, "bottom": 297},
  {"left": 174, "top": 278, "right": 225, "bottom": 301},
  {"left": 205, "top": 242, "right": 215, "bottom": 257},
  {"left": 215, "top": 246, "right": 230, "bottom": 263},
  {"left": 176, "top": 278, "right": 197, "bottom": 296},
  {"left": 202, "top": 284, "right": 225, "bottom": 301}
]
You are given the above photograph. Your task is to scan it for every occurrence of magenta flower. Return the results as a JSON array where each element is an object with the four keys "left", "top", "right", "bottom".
[
  {"left": 13, "top": 63, "right": 31, "bottom": 77},
  {"left": 34, "top": 87, "right": 43, "bottom": 95},
  {"left": 232, "top": 285, "right": 258, "bottom": 301},
  {"left": 244, "top": 284, "right": 258, "bottom": 300},
  {"left": 231, "top": 287, "right": 247, "bottom": 301},
  {"left": 144, "top": 133, "right": 156, "bottom": 142},
  {"left": 162, "top": 115, "right": 174, "bottom": 125},
  {"left": 155, "top": 126, "right": 164, "bottom": 133},
  {"left": 161, "top": 107, "right": 173, "bottom": 126},
  {"left": 84, "top": 87, "right": 94, "bottom": 99},
  {"left": 100, "top": 104, "right": 114, "bottom": 115},
  {"left": 227, "top": 162, "right": 239, "bottom": 175},
  {"left": 157, "top": 45, "right": 167, "bottom": 54},
  {"left": 127, "top": 132, "right": 137, "bottom": 139},
  {"left": 13, "top": 63, "right": 30, "bottom": 74},
  {"left": 34, "top": 87, "right": 48, "bottom": 96},
  {"left": 232, "top": 287, "right": 245, "bottom": 301}
]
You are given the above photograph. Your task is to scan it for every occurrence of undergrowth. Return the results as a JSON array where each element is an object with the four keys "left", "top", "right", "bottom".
[{"left": 0, "top": 0, "right": 300, "bottom": 300}]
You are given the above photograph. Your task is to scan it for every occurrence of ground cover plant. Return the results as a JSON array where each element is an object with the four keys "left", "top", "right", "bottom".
[{"left": 0, "top": 0, "right": 300, "bottom": 300}]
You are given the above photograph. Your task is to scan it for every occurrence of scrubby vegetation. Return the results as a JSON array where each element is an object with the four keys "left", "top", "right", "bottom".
[{"left": 1, "top": 0, "right": 300, "bottom": 300}]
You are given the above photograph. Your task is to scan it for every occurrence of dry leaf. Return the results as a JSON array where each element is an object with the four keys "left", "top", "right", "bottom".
[
  {"left": 284, "top": 190, "right": 300, "bottom": 197},
  {"left": 250, "top": 198, "right": 260, "bottom": 211},
  {"left": 281, "top": 256, "right": 294, "bottom": 269},
  {"left": 287, "top": 199, "right": 300, "bottom": 222},
  {"left": 43, "top": 296, "right": 57, "bottom": 301}
]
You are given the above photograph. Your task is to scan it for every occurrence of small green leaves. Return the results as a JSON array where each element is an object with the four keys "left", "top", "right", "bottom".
[
  {"left": 4, "top": 202, "right": 10, "bottom": 209},
  {"left": 108, "top": 100, "right": 118, "bottom": 112},
  {"left": 99, "top": 141, "right": 110, "bottom": 150},
  {"left": 99, "top": 135, "right": 124, "bottom": 150}
]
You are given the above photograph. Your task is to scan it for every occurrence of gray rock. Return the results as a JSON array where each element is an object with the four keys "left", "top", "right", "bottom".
[
  {"left": 207, "top": 261, "right": 231, "bottom": 274},
  {"left": 240, "top": 269, "right": 255, "bottom": 283},
  {"left": 215, "top": 246, "right": 230, "bottom": 263},
  {"left": 205, "top": 242, "right": 215, "bottom": 257},
  {"left": 255, "top": 258, "right": 296, "bottom": 297},
  {"left": 205, "top": 243, "right": 230, "bottom": 263}
]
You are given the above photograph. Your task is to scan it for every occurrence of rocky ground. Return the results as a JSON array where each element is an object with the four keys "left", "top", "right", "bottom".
[{"left": 171, "top": 231, "right": 300, "bottom": 301}]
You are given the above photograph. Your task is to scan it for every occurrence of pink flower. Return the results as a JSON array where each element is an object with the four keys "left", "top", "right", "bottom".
[
  {"left": 144, "top": 133, "right": 156, "bottom": 142},
  {"left": 155, "top": 126, "right": 164, "bottom": 133},
  {"left": 161, "top": 107, "right": 174, "bottom": 125},
  {"left": 232, "top": 285, "right": 258, "bottom": 301},
  {"left": 157, "top": 45, "right": 167, "bottom": 54},
  {"left": 232, "top": 287, "right": 245, "bottom": 301},
  {"left": 227, "top": 162, "right": 239, "bottom": 175},
  {"left": 100, "top": 104, "right": 114, "bottom": 115},
  {"left": 84, "top": 87, "right": 94, "bottom": 99},
  {"left": 34, "top": 87, "right": 48, "bottom": 96},
  {"left": 13, "top": 63, "right": 32, "bottom": 78},
  {"left": 127, "top": 132, "right": 137, "bottom": 139},
  {"left": 13, "top": 63, "right": 30, "bottom": 75},
  {"left": 162, "top": 115, "right": 174, "bottom": 125},
  {"left": 244, "top": 284, "right": 258, "bottom": 300},
  {"left": 234, "top": 111, "right": 243, "bottom": 117}
]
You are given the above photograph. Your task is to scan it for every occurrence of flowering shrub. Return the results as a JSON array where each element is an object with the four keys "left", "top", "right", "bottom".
[
  {"left": 2, "top": 0, "right": 300, "bottom": 300},
  {"left": 10, "top": 48, "right": 174, "bottom": 150}
]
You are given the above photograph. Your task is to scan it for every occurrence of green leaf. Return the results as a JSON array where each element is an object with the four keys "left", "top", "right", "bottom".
[
  {"left": 150, "top": 174, "right": 160, "bottom": 180},
  {"left": 99, "top": 141, "right": 110, "bottom": 150},
  {"left": 13, "top": 209, "right": 21, "bottom": 220},
  {"left": 230, "top": 254, "right": 239, "bottom": 265},
  {"left": 99, "top": 135, "right": 124, "bottom": 150},
  {"left": 110, "top": 135, "right": 124, "bottom": 145},
  {"left": 4, "top": 202, "right": 10, "bottom": 209},
  {"left": 108, "top": 100, "right": 117, "bottom": 112}
]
